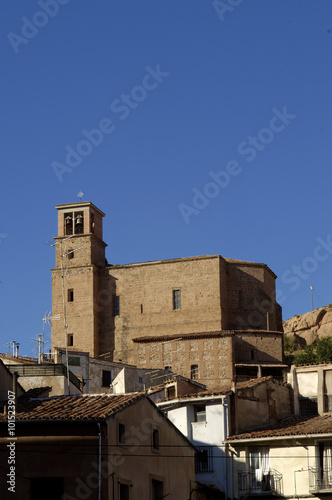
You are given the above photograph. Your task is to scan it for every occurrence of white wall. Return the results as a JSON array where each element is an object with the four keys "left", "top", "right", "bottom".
[{"left": 165, "top": 399, "right": 229, "bottom": 495}]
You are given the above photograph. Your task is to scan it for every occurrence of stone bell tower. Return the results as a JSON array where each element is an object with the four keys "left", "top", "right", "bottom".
[{"left": 51, "top": 201, "right": 107, "bottom": 358}]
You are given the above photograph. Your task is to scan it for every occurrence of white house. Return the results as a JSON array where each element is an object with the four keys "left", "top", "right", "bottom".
[
  {"left": 227, "top": 413, "right": 332, "bottom": 499},
  {"left": 156, "top": 377, "right": 294, "bottom": 498}
]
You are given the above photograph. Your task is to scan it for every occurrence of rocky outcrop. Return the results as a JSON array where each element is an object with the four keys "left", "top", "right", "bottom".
[{"left": 283, "top": 306, "right": 332, "bottom": 345}]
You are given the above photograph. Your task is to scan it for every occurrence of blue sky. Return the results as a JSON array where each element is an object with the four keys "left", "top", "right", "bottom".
[{"left": 1, "top": 1, "right": 332, "bottom": 356}]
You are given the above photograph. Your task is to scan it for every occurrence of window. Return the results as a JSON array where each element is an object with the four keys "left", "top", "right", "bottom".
[
  {"left": 68, "top": 289, "right": 74, "bottom": 302},
  {"left": 141, "top": 304, "right": 143, "bottom": 314},
  {"left": 68, "top": 356, "right": 80, "bottom": 366},
  {"left": 316, "top": 443, "right": 332, "bottom": 490},
  {"left": 119, "top": 483, "right": 130, "bottom": 500},
  {"left": 30, "top": 477, "right": 64, "bottom": 500},
  {"left": 299, "top": 397, "right": 318, "bottom": 416},
  {"left": 164, "top": 366, "right": 172, "bottom": 374},
  {"left": 67, "top": 249, "right": 74, "bottom": 260},
  {"left": 67, "top": 334, "right": 73, "bottom": 347},
  {"left": 151, "top": 479, "right": 164, "bottom": 500},
  {"left": 190, "top": 364, "right": 199, "bottom": 380},
  {"left": 102, "top": 370, "right": 112, "bottom": 387},
  {"left": 249, "top": 447, "right": 270, "bottom": 493},
  {"left": 195, "top": 446, "right": 213, "bottom": 473},
  {"left": 194, "top": 405, "right": 206, "bottom": 422},
  {"left": 90, "top": 212, "right": 95, "bottom": 233},
  {"left": 250, "top": 349, "right": 255, "bottom": 360},
  {"left": 173, "top": 289, "right": 181, "bottom": 310},
  {"left": 165, "top": 386, "right": 176, "bottom": 399},
  {"left": 118, "top": 423, "right": 126, "bottom": 444},
  {"left": 114, "top": 296, "right": 120, "bottom": 316},
  {"left": 152, "top": 429, "right": 160, "bottom": 451},
  {"left": 138, "top": 377, "right": 143, "bottom": 384}
]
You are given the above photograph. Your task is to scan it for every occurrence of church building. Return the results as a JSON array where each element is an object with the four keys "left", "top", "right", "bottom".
[{"left": 51, "top": 201, "right": 286, "bottom": 387}]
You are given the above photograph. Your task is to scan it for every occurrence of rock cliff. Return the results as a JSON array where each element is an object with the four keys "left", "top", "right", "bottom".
[{"left": 283, "top": 306, "right": 332, "bottom": 345}]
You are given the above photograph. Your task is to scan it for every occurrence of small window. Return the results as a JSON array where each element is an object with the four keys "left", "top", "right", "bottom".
[
  {"left": 114, "top": 296, "right": 120, "bottom": 316},
  {"left": 90, "top": 212, "right": 95, "bottom": 233},
  {"left": 141, "top": 304, "right": 143, "bottom": 314},
  {"left": 138, "top": 377, "right": 143, "bottom": 384},
  {"left": 68, "top": 289, "right": 74, "bottom": 302},
  {"left": 194, "top": 405, "right": 206, "bottom": 422},
  {"left": 190, "top": 364, "right": 199, "bottom": 380},
  {"left": 30, "top": 477, "right": 64, "bottom": 499},
  {"left": 299, "top": 397, "right": 318, "bottom": 416},
  {"left": 250, "top": 349, "right": 255, "bottom": 360},
  {"left": 119, "top": 423, "right": 126, "bottom": 444},
  {"left": 151, "top": 479, "right": 164, "bottom": 500},
  {"left": 68, "top": 249, "right": 74, "bottom": 260},
  {"left": 166, "top": 386, "right": 176, "bottom": 399},
  {"left": 152, "top": 429, "right": 160, "bottom": 450},
  {"left": 195, "top": 446, "right": 213, "bottom": 473},
  {"left": 102, "top": 370, "right": 112, "bottom": 387},
  {"left": 67, "top": 334, "right": 73, "bottom": 347},
  {"left": 119, "top": 483, "right": 130, "bottom": 500},
  {"left": 173, "top": 289, "right": 181, "bottom": 310},
  {"left": 68, "top": 356, "right": 80, "bottom": 366}
]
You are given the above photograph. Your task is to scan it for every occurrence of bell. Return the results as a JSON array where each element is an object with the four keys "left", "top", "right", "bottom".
[
  {"left": 76, "top": 214, "right": 83, "bottom": 225},
  {"left": 65, "top": 216, "right": 72, "bottom": 225}
]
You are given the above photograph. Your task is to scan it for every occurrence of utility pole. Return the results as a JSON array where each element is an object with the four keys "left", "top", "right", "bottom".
[{"left": 310, "top": 283, "right": 314, "bottom": 311}]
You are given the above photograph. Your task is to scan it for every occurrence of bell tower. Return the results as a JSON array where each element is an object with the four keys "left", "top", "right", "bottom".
[{"left": 51, "top": 202, "right": 107, "bottom": 358}]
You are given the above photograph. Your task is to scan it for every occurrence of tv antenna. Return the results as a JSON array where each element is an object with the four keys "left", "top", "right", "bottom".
[{"left": 4, "top": 340, "right": 19, "bottom": 358}]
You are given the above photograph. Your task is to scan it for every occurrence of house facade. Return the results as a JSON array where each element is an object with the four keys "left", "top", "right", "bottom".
[
  {"left": 0, "top": 392, "right": 196, "bottom": 499},
  {"left": 156, "top": 377, "right": 294, "bottom": 497},
  {"left": 288, "top": 362, "right": 332, "bottom": 416},
  {"left": 228, "top": 414, "right": 332, "bottom": 500}
]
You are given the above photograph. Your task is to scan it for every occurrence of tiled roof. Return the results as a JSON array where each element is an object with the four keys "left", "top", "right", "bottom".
[
  {"left": 159, "top": 376, "right": 287, "bottom": 401},
  {"left": 227, "top": 414, "right": 332, "bottom": 441},
  {"left": 0, "top": 392, "right": 145, "bottom": 422},
  {"left": 134, "top": 329, "right": 282, "bottom": 343}
]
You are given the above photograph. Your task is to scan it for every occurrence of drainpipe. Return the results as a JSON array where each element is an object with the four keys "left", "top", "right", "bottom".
[{"left": 98, "top": 423, "right": 102, "bottom": 500}]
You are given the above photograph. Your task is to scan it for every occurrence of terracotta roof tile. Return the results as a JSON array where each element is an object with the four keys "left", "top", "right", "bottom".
[
  {"left": 0, "top": 392, "right": 146, "bottom": 422},
  {"left": 227, "top": 414, "right": 332, "bottom": 441},
  {"left": 133, "top": 330, "right": 282, "bottom": 343},
  {"left": 159, "top": 377, "right": 287, "bottom": 401}
]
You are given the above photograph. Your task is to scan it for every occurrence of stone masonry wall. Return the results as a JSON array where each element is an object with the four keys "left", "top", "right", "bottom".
[{"left": 134, "top": 334, "right": 234, "bottom": 386}]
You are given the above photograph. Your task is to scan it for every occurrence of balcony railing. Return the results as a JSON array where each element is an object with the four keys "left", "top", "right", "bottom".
[
  {"left": 7, "top": 364, "right": 83, "bottom": 392},
  {"left": 238, "top": 469, "right": 283, "bottom": 496},
  {"left": 309, "top": 467, "right": 332, "bottom": 492}
]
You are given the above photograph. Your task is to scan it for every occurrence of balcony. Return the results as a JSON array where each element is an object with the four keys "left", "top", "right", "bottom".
[
  {"left": 309, "top": 467, "right": 332, "bottom": 493},
  {"left": 238, "top": 469, "right": 283, "bottom": 497},
  {"left": 7, "top": 363, "right": 83, "bottom": 392}
]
